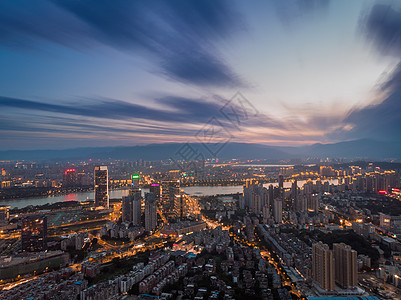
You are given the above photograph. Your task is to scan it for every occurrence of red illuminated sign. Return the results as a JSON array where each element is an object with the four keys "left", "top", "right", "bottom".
[{"left": 64, "top": 169, "right": 76, "bottom": 175}]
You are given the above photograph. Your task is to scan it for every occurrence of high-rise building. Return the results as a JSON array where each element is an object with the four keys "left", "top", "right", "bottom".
[
  {"left": 122, "top": 189, "right": 142, "bottom": 225},
  {"left": 94, "top": 166, "right": 109, "bottom": 208},
  {"left": 251, "top": 192, "right": 262, "bottom": 215},
  {"left": 297, "top": 195, "right": 308, "bottom": 212},
  {"left": 122, "top": 195, "right": 133, "bottom": 223},
  {"left": 244, "top": 216, "right": 254, "bottom": 242},
  {"left": 312, "top": 242, "right": 335, "bottom": 291},
  {"left": 320, "top": 166, "right": 335, "bottom": 177},
  {"left": 243, "top": 183, "right": 267, "bottom": 215},
  {"left": 273, "top": 198, "right": 282, "bottom": 223},
  {"left": 262, "top": 204, "right": 270, "bottom": 224},
  {"left": 291, "top": 180, "right": 298, "bottom": 211},
  {"left": 268, "top": 184, "right": 274, "bottom": 208},
  {"left": 77, "top": 172, "right": 89, "bottom": 186},
  {"left": 333, "top": 243, "right": 358, "bottom": 289},
  {"left": 131, "top": 174, "right": 140, "bottom": 188},
  {"left": 150, "top": 183, "right": 161, "bottom": 202},
  {"left": 0, "top": 206, "right": 9, "bottom": 224},
  {"left": 278, "top": 174, "right": 284, "bottom": 189},
  {"left": 308, "top": 194, "right": 319, "bottom": 212},
  {"left": 161, "top": 180, "right": 180, "bottom": 220},
  {"left": 21, "top": 215, "right": 47, "bottom": 252},
  {"left": 132, "top": 190, "right": 142, "bottom": 226},
  {"left": 63, "top": 168, "right": 76, "bottom": 187},
  {"left": 278, "top": 174, "right": 284, "bottom": 200},
  {"left": 145, "top": 192, "right": 157, "bottom": 232}
]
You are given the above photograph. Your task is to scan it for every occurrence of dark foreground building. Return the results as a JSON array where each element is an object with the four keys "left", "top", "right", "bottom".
[{"left": 21, "top": 215, "right": 47, "bottom": 252}]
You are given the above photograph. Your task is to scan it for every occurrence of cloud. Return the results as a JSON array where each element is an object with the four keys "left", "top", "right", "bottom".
[
  {"left": 362, "top": 3, "right": 401, "bottom": 58},
  {"left": 271, "top": 0, "right": 330, "bottom": 28},
  {"left": 0, "top": 94, "right": 325, "bottom": 148},
  {"left": 331, "top": 86, "right": 401, "bottom": 142},
  {"left": 0, "top": 0, "right": 245, "bottom": 87},
  {"left": 359, "top": 2, "right": 401, "bottom": 103},
  {"left": 334, "top": 2, "right": 401, "bottom": 142},
  {"left": 0, "top": 95, "right": 225, "bottom": 125}
]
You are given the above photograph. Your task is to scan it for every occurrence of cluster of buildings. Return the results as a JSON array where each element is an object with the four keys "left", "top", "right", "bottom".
[
  {"left": 0, "top": 250, "right": 70, "bottom": 281},
  {"left": 161, "top": 220, "right": 207, "bottom": 237},
  {"left": 189, "top": 243, "right": 279, "bottom": 299},
  {"left": 1, "top": 267, "right": 86, "bottom": 300},
  {"left": 240, "top": 177, "right": 323, "bottom": 225},
  {"left": 99, "top": 221, "right": 144, "bottom": 241},
  {"left": 95, "top": 167, "right": 200, "bottom": 232},
  {"left": 287, "top": 210, "right": 332, "bottom": 228},
  {"left": 171, "top": 226, "right": 229, "bottom": 255},
  {"left": 312, "top": 242, "right": 363, "bottom": 296},
  {"left": 240, "top": 179, "right": 283, "bottom": 223},
  {"left": 79, "top": 253, "right": 190, "bottom": 299},
  {"left": 63, "top": 168, "right": 91, "bottom": 187},
  {"left": 121, "top": 188, "right": 157, "bottom": 232},
  {"left": 258, "top": 223, "right": 369, "bottom": 297},
  {"left": 338, "top": 170, "right": 399, "bottom": 193},
  {"left": 60, "top": 232, "right": 89, "bottom": 251},
  {"left": 258, "top": 224, "right": 312, "bottom": 279}
]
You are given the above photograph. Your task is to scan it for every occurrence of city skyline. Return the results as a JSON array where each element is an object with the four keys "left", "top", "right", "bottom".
[
  {"left": 1, "top": 0, "right": 401, "bottom": 150},
  {"left": 2, "top": 2, "right": 401, "bottom": 298}
]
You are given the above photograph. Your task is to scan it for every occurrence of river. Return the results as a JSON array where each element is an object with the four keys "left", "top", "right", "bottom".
[{"left": 1, "top": 179, "right": 338, "bottom": 209}]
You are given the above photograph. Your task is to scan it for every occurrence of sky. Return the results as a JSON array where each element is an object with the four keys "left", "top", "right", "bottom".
[{"left": 1, "top": 0, "right": 401, "bottom": 150}]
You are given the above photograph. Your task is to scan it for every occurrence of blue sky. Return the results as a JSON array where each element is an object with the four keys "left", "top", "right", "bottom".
[{"left": 1, "top": 0, "right": 401, "bottom": 150}]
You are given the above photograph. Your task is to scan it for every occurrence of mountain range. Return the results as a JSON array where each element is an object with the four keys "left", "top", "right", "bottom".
[{"left": 0, "top": 139, "right": 400, "bottom": 161}]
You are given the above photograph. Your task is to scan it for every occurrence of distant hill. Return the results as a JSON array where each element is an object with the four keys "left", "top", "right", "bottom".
[
  {"left": 0, "top": 139, "right": 400, "bottom": 161},
  {"left": 294, "top": 139, "right": 401, "bottom": 160}
]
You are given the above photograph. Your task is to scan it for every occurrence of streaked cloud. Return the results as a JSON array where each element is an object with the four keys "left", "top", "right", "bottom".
[
  {"left": 0, "top": 0, "right": 245, "bottom": 87},
  {"left": 0, "top": 0, "right": 400, "bottom": 150}
]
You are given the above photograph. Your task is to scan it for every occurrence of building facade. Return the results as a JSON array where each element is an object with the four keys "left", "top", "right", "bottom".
[
  {"left": 145, "top": 192, "right": 157, "bottom": 232},
  {"left": 94, "top": 166, "right": 109, "bottom": 208},
  {"left": 333, "top": 243, "right": 358, "bottom": 288},
  {"left": 21, "top": 215, "right": 48, "bottom": 252},
  {"left": 161, "top": 180, "right": 180, "bottom": 220},
  {"left": 312, "top": 242, "right": 335, "bottom": 291}
]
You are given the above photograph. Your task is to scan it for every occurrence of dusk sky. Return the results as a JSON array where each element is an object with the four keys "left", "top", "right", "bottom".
[{"left": 1, "top": 0, "right": 401, "bottom": 150}]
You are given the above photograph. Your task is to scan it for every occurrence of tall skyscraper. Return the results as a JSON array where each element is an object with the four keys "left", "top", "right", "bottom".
[
  {"left": 262, "top": 204, "right": 270, "bottom": 224},
  {"left": 161, "top": 180, "right": 180, "bottom": 220},
  {"left": 21, "top": 215, "right": 47, "bottom": 252},
  {"left": 122, "top": 195, "right": 133, "bottom": 223},
  {"left": 268, "top": 184, "right": 274, "bottom": 209},
  {"left": 132, "top": 190, "right": 142, "bottom": 226},
  {"left": 243, "top": 183, "right": 267, "bottom": 215},
  {"left": 63, "top": 168, "right": 76, "bottom": 187},
  {"left": 94, "top": 166, "right": 109, "bottom": 208},
  {"left": 333, "top": 243, "right": 358, "bottom": 289},
  {"left": 251, "top": 192, "right": 262, "bottom": 215},
  {"left": 150, "top": 183, "right": 161, "bottom": 203},
  {"left": 145, "top": 192, "right": 157, "bottom": 232},
  {"left": 308, "top": 194, "right": 319, "bottom": 212},
  {"left": 278, "top": 174, "right": 284, "bottom": 200},
  {"left": 278, "top": 174, "right": 284, "bottom": 189},
  {"left": 122, "top": 189, "right": 142, "bottom": 225},
  {"left": 291, "top": 180, "right": 298, "bottom": 211},
  {"left": 312, "top": 242, "right": 335, "bottom": 291},
  {"left": 131, "top": 174, "right": 140, "bottom": 188},
  {"left": 273, "top": 198, "right": 282, "bottom": 223}
]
